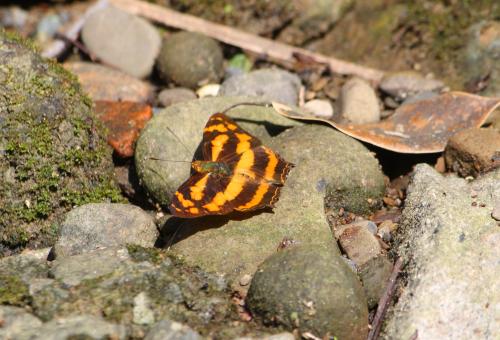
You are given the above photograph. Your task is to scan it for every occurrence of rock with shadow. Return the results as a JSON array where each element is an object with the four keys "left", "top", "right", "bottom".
[{"left": 135, "top": 96, "right": 385, "bottom": 285}]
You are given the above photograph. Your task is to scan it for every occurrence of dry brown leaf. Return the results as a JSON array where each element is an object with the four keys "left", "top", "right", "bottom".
[{"left": 275, "top": 92, "right": 500, "bottom": 153}]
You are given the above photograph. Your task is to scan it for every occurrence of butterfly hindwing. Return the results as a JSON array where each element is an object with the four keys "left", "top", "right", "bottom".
[{"left": 170, "top": 172, "right": 234, "bottom": 217}]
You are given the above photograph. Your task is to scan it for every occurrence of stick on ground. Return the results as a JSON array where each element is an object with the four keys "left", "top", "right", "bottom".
[
  {"left": 108, "top": 0, "right": 385, "bottom": 84},
  {"left": 367, "top": 257, "right": 403, "bottom": 340}
]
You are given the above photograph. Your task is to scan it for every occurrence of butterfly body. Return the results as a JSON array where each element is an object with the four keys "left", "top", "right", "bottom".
[
  {"left": 170, "top": 113, "right": 294, "bottom": 218},
  {"left": 191, "top": 160, "right": 231, "bottom": 176}
]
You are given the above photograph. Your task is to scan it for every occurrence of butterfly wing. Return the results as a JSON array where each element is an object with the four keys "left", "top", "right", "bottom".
[
  {"left": 170, "top": 172, "right": 233, "bottom": 217},
  {"left": 201, "top": 113, "right": 261, "bottom": 162}
]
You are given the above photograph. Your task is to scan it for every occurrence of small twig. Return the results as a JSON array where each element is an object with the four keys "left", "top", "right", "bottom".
[
  {"left": 53, "top": 32, "right": 99, "bottom": 62},
  {"left": 108, "top": 0, "right": 385, "bottom": 84},
  {"left": 367, "top": 257, "right": 403, "bottom": 340}
]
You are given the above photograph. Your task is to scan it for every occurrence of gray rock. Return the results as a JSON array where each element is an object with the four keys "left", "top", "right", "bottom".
[
  {"left": 135, "top": 96, "right": 384, "bottom": 284},
  {"left": 402, "top": 90, "right": 439, "bottom": 105},
  {"left": 0, "top": 306, "right": 43, "bottom": 339},
  {"left": 156, "top": 32, "right": 223, "bottom": 88},
  {"left": 49, "top": 247, "right": 131, "bottom": 286},
  {"left": 338, "top": 224, "right": 382, "bottom": 267},
  {"left": 379, "top": 71, "right": 444, "bottom": 101},
  {"left": 145, "top": 319, "right": 202, "bottom": 340},
  {"left": 82, "top": 6, "right": 161, "bottom": 78},
  {"left": 219, "top": 68, "right": 302, "bottom": 106},
  {"left": 462, "top": 20, "right": 500, "bottom": 97},
  {"left": 64, "top": 62, "right": 155, "bottom": 102},
  {"left": 247, "top": 245, "right": 368, "bottom": 339},
  {"left": 158, "top": 88, "right": 197, "bottom": 107},
  {"left": 340, "top": 77, "right": 381, "bottom": 124},
  {"left": 52, "top": 203, "right": 158, "bottom": 258},
  {"left": 29, "top": 278, "right": 55, "bottom": 296},
  {"left": 29, "top": 247, "right": 249, "bottom": 338},
  {"left": 303, "top": 99, "right": 334, "bottom": 118},
  {"left": 358, "top": 255, "right": 393, "bottom": 309},
  {"left": 0, "top": 248, "right": 50, "bottom": 283},
  {"left": 19, "top": 315, "right": 127, "bottom": 340},
  {"left": 133, "top": 292, "right": 155, "bottom": 325},
  {"left": 382, "top": 164, "right": 500, "bottom": 339}
]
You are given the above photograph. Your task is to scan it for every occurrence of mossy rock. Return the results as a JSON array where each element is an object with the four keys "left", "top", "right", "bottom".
[
  {"left": 29, "top": 246, "right": 276, "bottom": 338},
  {"left": 0, "top": 31, "right": 123, "bottom": 253},
  {"left": 247, "top": 245, "right": 368, "bottom": 339}
]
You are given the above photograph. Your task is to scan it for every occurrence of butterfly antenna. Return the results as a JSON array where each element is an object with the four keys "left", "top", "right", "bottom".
[
  {"left": 220, "top": 102, "right": 273, "bottom": 115},
  {"left": 165, "top": 125, "right": 192, "bottom": 155},
  {"left": 166, "top": 222, "right": 183, "bottom": 250},
  {"left": 147, "top": 157, "right": 191, "bottom": 163}
]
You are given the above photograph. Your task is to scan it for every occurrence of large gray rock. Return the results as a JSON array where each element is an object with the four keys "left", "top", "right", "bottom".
[
  {"left": 382, "top": 164, "right": 500, "bottom": 339},
  {"left": 52, "top": 203, "right": 158, "bottom": 258},
  {"left": 0, "top": 31, "right": 122, "bottom": 254},
  {"left": 82, "top": 6, "right": 161, "bottom": 78},
  {"left": 156, "top": 32, "right": 223, "bottom": 88},
  {"left": 49, "top": 247, "right": 131, "bottom": 286},
  {"left": 219, "top": 69, "right": 302, "bottom": 106},
  {"left": 28, "top": 246, "right": 264, "bottom": 338},
  {"left": 135, "top": 96, "right": 384, "bottom": 285},
  {"left": 247, "top": 245, "right": 368, "bottom": 339}
]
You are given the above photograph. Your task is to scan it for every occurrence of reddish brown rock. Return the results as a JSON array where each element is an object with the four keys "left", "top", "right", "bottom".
[
  {"left": 64, "top": 62, "right": 154, "bottom": 103},
  {"left": 94, "top": 101, "right": 152, "bottom": 158},
  {"left": 444, "top": 127, "right": 500, "bottom": 177}
]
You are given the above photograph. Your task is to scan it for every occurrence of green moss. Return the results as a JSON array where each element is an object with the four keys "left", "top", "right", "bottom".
[
  {"left": 126, "top": 244, "right": 164, "bottom": 264},
  {"left": 326, "top": 185, "right": 383, "bottom": 216},
  {"left": 0, "top": 31, "right": 124, "bottom": 253},
  {"left": 0, "top": 274, "right": 30, "bottom": 306}
]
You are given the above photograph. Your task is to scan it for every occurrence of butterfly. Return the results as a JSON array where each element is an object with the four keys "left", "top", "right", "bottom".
[{"left": 170, "top": 113, "right": 294, "bottom": 218}]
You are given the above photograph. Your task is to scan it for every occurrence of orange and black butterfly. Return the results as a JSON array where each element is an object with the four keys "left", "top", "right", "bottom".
[{"left": 170, "top": 113, "right": 294, "bottom": 218}]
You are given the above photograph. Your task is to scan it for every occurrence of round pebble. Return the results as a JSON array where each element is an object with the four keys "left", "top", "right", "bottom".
[
  {"left": 156, "top": 32, "right": 223, "bottom": 88},
  {"left": 340, "top": 77, "right": 381, "bottom": 124},
  {"left": 303, "top": 99, "right": 334, "bottom": 118},
  {"left": 157, "top": 88, "right": 196, "bottom": 107},
  {"left": 81, "top": 6, "right": 161, "bottom": 78}
]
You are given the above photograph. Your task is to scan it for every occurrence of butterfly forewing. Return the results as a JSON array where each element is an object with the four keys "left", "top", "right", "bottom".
[{"left": 202, "top": 113, "right": 261, "bottom": 162}]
